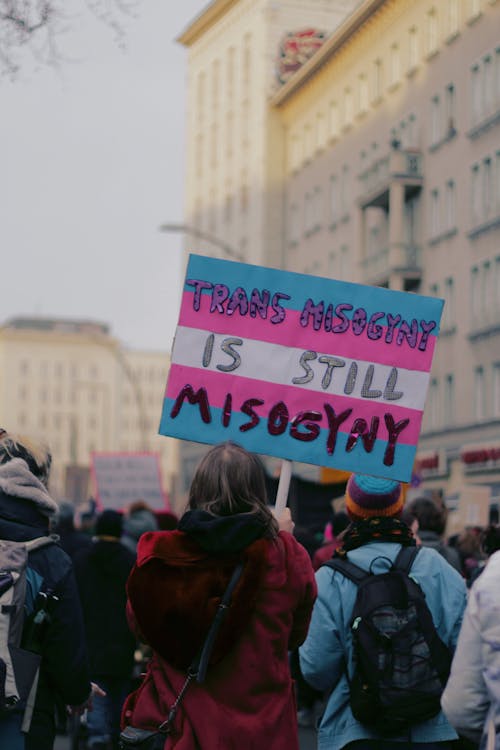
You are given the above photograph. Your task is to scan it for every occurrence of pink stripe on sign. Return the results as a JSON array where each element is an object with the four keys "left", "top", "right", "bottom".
[
  {"left": 165, "top": 364, "right": 422, "bottom": 446},
  {"left": 178, "top": 291, "right": 436, "bottom": 372}
]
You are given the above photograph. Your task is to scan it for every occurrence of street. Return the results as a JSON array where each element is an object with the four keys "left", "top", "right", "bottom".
[{"left": 54, "top": 726, "right": 317, "bottom": 749}]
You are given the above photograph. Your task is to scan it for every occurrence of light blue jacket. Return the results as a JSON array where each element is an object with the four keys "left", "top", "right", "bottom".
[{"left": 299, "top": 541, "right": 467, "bottom": 750}]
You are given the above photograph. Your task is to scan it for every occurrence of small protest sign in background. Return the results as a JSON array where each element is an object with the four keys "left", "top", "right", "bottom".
[
  {"left": 91, "top": 452, "right": 167, "bottom": 510},
  {"left": 159, "top": 255, "right": 443, "bottom": 483}
]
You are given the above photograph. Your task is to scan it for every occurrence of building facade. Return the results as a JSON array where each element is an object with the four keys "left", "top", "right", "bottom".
[
  {"left": 0, "top": 318, "right": 179, "bottom": 510},
  {"left": 274, "top": 0, "right": 500, "bottom": 505},
  {"left": 178, "top": 0, "right": 500, "bottom": 507}
]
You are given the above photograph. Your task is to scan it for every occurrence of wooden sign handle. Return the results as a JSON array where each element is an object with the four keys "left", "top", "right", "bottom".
[{"left": 274, "top": 459, "right": 293, "bottom": 517}]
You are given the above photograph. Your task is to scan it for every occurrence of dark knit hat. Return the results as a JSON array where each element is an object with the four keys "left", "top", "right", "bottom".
[
  {"left": 345, "top": 473, "right": 403, "bottom": 521},
  {"left": 95, "top": 509, "right": 123, "bottom": 539}
]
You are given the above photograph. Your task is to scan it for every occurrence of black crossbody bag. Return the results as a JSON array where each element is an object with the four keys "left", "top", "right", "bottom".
[{"left": 119, "top": 562, "right": 244, "bottom": 749}]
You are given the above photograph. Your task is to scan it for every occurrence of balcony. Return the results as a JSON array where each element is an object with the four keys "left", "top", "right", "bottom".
[
  {"left": 358, "top": 149, "right": 423, "bottom": 209},
  {"left": 362, "top": 244, "right": 422, "bottom": 286}
]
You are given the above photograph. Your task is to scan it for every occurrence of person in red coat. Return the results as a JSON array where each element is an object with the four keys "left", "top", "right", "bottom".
[{"left": 122, "top": 441, "right": 317, "bottom": 750}]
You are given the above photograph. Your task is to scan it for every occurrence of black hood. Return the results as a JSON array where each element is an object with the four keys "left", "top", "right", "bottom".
[{"left": 178, "top": 509, "right": 269, "bottom": 553}]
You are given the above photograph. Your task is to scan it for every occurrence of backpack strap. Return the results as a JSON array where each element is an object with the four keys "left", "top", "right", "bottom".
[
  {"left": 24, "top": 534, "right": 59, "bottom": 553},
  {"left": 393, "top": 545, "right": 420, "bottom": 574},
  {"left": 323, "top": 557, "right": 369, "bottom": 586}
]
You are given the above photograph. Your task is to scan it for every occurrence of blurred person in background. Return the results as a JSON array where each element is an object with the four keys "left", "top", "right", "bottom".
[
  {"left": 121, "top": 500, "right": 159, "bottom": 556},
  {"left": 53, "top": 501, "right": 91, "bottom": 561},
  {"left": 313, "top": 510, "right": 350, "bottom": 571},
  {"left": 73, "top": 509, "right": 136, "bottom": 750},
  {"left": 407, "top": 496, "right": 462, "bottom": 573},
  {"left": 0, "top": 431, "right": 95, "bottom": 750}
]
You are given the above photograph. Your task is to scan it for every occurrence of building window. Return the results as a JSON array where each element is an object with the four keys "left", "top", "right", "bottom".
[
  {"left": 481, "top": 261, "right": 492, "bottom": 318},
  {"left": 339, "top": 245, "right": 350, "bottom": 280},
  {"left": 495, "top": 151, "right": 500, "bottom": 214},
  {"left": 313, "top": 186, "right": 323, "bottom": 230},
  {"left": 358, "top": 74, "right": 369, "bottom": 113},
  {"left": 444, "top": 277, "right": 455, "bottom": 327},
  {"left": 226, "top": 47, "right": 235, "bottom": 101},
  {"left": 19, "top": 360, "right": 29, "bottom": 376},
  {"left": 316, "top": 112, "right": 327, "bottom": 151},
  {"left": 471, "top": 265, "right": 480, "bottom": 323},
  {"left": 211, "top": 59, "right": 220, "bottom": 111},
  {"left": 430, "top": 188, "right": 440, "bottom": 236},
  {"left": 445, "top": 180, "right": 456, "bottom": 230},
  {"left": 447, "top": 0, "right": 460, "bottom": 36},
  {"left": 495, "top": 256, "right": 500, "bottom": 316},
  {"left": 426, "top": 8, "right": 439, "bottom": 57},
  {"left": 330, "top": 175, "right": 339, "bottom": 223},
  {"left": 445, "top": 84, "right": 456, "bottom": 133},
  {"left": 304, "top": 124, "right": 314, "bottom": 161},
  {"left": 431, "top": 95, "right": 441, "bottom": 143},
  {"left": 471, "top": 163, "right": 482, "bottom": 225},
  {"left": 471, "top": 64, "right": 482, "bottom": 124},
  {"left": 444, "top": 374, "right": 455, "bottom": 425},
  {"left": 289, "top": 202, "right": 299, "bottom": 246},
  {"left": 493, "top": 362, "right": 500, "bottom": 417},
  {"left": 372, "top": 58, "right": 383, "bottom": 101},
  {"left": 343, "top": 88, "right": 353, "bottom": 127},
  {"left": 474, "top": 366, "right": 486, "bottom": 421},
  {"left": 389, "top": 44, "right": 400, "bottom": 87},
  {"left": 329, "top": 101, "right": 339, "bottom": 140},
  {"left": 328, "top": 252, "right": 336, "bottom": 278},
  {"left": 428, "top": 378, "right": 440, "bottom": 429},
  {"left": 408, "top": 27, "right": 418, "bottom": 70},
  {"left": 483, "top": 157, "right": 493, "bottom": 218},
  {"left": 304, "top": 192, "right": 312, "bottom": 235},
  {"left": 467, "top": 0, "right": 482, "bottom": 20},
  {"left": 340, "top": 165, "right": 350, "bottom": 216}
]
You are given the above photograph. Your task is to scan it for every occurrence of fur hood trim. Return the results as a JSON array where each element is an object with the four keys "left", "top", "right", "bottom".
[{"left": 0, "top": 458, "right": 58, "bottom": 517}]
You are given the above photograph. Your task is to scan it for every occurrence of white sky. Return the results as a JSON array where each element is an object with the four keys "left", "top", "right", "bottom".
[{"left": 1, "top": 0, "right": 207, "bottom": 353}]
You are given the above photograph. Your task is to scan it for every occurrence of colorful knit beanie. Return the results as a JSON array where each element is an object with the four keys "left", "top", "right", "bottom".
[{"left": 345, "top": 473, "right": 403, "bottom": 521}]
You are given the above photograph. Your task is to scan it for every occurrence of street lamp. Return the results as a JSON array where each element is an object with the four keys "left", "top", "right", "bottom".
[{"left": 159, "top": 222, "right": 245, "bottom": 262}]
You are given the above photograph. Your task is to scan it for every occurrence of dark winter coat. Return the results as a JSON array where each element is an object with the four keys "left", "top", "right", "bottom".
[
  {"left": 73, "top": 538, "right": 136, "bottom": 678},
  {"left": 122, "top": 510, "right": 317, "bottom": 750},
  {"left": 0, "top": 459, "right": 91, "bottom": 749}
]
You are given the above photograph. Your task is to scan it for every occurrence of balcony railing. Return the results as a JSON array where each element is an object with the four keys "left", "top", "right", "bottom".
[
  {"left": 362, "top": 244, "right": 422, "bottom": 284},
  {"left": 358, "top": 149, "right": 423, "bottom": 207}
]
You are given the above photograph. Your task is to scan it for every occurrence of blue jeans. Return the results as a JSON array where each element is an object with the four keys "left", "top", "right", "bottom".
[{"left": 86, "top": 677, "right": 130, "bottom": 749}]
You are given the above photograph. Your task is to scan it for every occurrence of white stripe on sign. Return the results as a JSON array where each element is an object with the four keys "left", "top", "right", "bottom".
[{"left": 171, "top": 326, "right": 429, "bottom": 410}]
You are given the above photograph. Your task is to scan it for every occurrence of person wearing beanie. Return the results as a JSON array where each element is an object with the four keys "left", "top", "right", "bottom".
[
  {"left": 299, "top": 472, "right": 467, "bottom": 750},
  {"left": 0, "top": 431, "right": 94, "bottom": 750},
  {"left": 73, "top": 509, "right": 136, "bottom": 750}
]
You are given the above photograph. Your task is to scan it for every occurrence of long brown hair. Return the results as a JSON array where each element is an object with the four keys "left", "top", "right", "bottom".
[{"left": 188, "top": 442, "right": 279, "bottom": 537}]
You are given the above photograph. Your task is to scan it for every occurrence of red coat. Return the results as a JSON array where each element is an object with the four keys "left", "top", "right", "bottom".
[{"left": 123, "top": 528, "right": 317, "bottom": 749}]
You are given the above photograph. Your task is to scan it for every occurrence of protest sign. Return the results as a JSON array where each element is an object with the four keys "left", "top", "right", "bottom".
[
  {"left": 159, "top": 255, "right": 443, "bottom": 483},
  {"left": 91, "top": 451, "right": 167, "bottom": 510}
]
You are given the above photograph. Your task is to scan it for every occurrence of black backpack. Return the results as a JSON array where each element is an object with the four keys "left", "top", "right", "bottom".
[{"left": 324, "top": 546, "right": 452, "bottom": 734}]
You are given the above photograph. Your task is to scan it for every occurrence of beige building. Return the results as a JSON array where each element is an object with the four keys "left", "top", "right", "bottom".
[
  {"left": 0, "top": 317, "right": 179, "bottom": 510},
  {"left": 179, "top": 0, "right": 500, "bottom": 508},
  {"left": 273, "top": 0, "right": 500, "bottom": 505},
  {"left": 179, "top": 0, "right": 363, "bottom": 268}
]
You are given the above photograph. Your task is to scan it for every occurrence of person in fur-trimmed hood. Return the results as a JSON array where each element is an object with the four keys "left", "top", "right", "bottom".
[
  {"left": 122, "top": 441, "right": 317, "bottom": 750},
  {"left": 0, "top": 431, "right": 95, "bottom": 750}
]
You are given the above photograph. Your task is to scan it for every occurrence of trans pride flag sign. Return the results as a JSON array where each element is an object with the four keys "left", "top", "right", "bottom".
[{"left": 159, "top": 255, "right": 443, "bottom": 482}]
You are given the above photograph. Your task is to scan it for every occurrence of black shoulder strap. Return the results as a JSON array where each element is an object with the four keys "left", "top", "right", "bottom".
[
  {"left": 394, "top": 545, "right": 420, "bottom": 574},
  {"left": 323, "top": 557, "right": 369, "bottom": 586},
  {"left": 195, "top": 561, "right": 244, "bottom": 683}
]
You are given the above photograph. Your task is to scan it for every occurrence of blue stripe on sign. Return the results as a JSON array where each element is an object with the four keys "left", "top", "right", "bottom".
[
  {"left": 184, "top": 254, "right": 444, "bottom": 334},
  {"left": 159, "top": 397, "right": 416, "bottom": 483}
]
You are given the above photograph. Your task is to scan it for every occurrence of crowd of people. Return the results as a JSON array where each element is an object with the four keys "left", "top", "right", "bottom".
[{"left": 0, "top": 429, "right": 499, "bottom": 750}]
